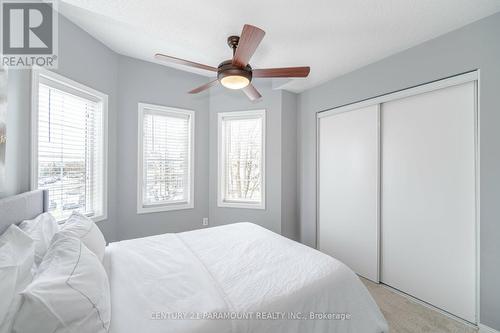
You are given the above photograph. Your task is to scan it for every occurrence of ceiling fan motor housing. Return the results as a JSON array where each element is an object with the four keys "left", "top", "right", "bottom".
[{"left": 217, "top": 60, "right": 253, "bottom": 83}]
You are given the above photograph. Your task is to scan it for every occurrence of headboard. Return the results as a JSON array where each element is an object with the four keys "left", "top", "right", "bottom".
[{"left": 0, "top": 189, "right": 49, "bottom": 234}]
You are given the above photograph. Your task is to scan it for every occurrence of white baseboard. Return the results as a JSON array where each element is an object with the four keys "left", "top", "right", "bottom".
[{"left": 480, "top": 324, "right": 500, "bottom": 333}]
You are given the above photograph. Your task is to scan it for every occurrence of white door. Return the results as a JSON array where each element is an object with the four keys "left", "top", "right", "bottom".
[
  {"left": 381, "top": 81, "right": 477, "bottom": 323},
  {"left": 318, "top": 105, "right": 379, "bottom": 282}
]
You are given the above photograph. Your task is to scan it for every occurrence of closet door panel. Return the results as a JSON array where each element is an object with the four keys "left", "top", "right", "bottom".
[
  {"left": 381, "top": 82, "right": 476, "bottom": 323},
  {"left": 318, "top": 105, "right": 379, "bottom": 282}
]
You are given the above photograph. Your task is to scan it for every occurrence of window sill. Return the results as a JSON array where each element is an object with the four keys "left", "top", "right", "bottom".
[
  {"left": 92, "top": 214, "right": 108, "bottom": 223},
  {"left": 137, "top": 202, "right": 194, "bottom": 214},
  {"left": 54, "top": 212, "right": 107, "bottom": 226},
  {"left": 217, "top": 200, "right": 265, "bottom": 210}
]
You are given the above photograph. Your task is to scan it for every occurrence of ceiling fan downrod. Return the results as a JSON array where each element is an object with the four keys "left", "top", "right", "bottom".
[{"left": 227, "top": 36, "right": 240, "bottom": 56}]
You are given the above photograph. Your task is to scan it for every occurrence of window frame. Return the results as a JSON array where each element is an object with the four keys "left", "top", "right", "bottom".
[
  {"left": 137, "top": 103, "right": 195, "bottom": 214},
  {"left": 31, "top": 68, "right": 109, "bottom": 223},
  {"left": 217, "top": 109, "right": 266, "bottom": 210}
]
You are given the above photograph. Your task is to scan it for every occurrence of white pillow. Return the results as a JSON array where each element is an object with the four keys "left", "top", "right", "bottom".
[
  {"left": 18, "top": 212, "right": 59, "bottom": 267},
  {"left": 0, "top": 225, "right": 35, "bottom": 333},
  {"left": 59, "top": 211, "right": 106, "bottom": 262},
  {"left": 12, "top": 233, "right": 111, "bottom": 333}
]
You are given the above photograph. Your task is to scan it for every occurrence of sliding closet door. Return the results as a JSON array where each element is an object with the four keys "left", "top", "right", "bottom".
[
  {"left": 381, "top": 82, "right": 476, "bottom": 323},
  {"left": 318, "top": 105, "right": 379, "bottom": 282}
]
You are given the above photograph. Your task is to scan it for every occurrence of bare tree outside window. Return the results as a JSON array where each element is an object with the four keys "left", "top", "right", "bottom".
[{"left": 220, "top": 111, "right": 265, "bottom": 208}]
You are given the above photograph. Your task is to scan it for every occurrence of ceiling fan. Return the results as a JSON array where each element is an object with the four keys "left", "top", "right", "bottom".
[{"left": 155, "top": 24, "right": 310, "bottom": 101}]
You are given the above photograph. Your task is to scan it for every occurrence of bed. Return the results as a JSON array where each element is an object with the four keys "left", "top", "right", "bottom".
[{"left": 1, "top": 190, "right": 388, "bottom": 333}]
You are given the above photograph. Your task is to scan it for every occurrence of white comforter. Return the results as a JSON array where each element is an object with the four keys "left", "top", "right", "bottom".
[{"left": 105, "top": 223, "right": 388, "bottom": 333}]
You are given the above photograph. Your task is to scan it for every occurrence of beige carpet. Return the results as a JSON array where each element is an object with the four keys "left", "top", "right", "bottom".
[{"left": 361, "top": 278, "right": 477, "bottom": 333}]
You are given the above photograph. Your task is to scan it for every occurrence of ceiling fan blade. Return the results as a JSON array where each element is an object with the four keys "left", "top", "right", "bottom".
[
  {"left": 242, "top": 83, "right": 262, "bottom": 101},
  {"left": 188, "top": 80, "right": 219, "bottom": 94},
  {"left": 232, "top": 25, "right": 265, "bottom": 68},
  {"left": 155, "top": 53, "right": 217, "bottom": 72},
  {"left": 253, "top": 67, "right": 310, "bottom": 78}
]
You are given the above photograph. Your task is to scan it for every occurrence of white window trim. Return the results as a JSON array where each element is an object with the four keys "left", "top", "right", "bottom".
[
  {"left": 137, "top": 103, "right": 195, "bottom": 214},
  {"left": 31, "top": 68, "right": 109, "bottom": 223},
  {"left": 217, "top": 109, "right": 266, "bottom": 210}
]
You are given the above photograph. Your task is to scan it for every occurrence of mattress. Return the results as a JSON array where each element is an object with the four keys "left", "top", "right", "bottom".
[{"left": 104, "top": 222, "right": 388, "bottom": 333}]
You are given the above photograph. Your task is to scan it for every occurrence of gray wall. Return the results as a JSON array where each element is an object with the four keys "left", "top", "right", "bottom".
[
  {"left": 2, "top": 15, "right": 213, "bottom": 243},
  {"left": 2, "top": 15, "right": 119, "bottom": 242},
  {"left": 115, "top": 56, "right": 210, "bottom": 240},
  {"left": 1, "top": 12, "right": 299, "bottom": 243},
  {"left": 208, "top": 81, "right": 283, "bottom": 234},
  {"left": 207, "top": 84, "right": 299, "bottom": 240},
  {"left": 55, "top": 15, "right": 119, "bottom": 242},
  {"left": 281, "top": 91, "right": 299, "bottom": 240},
  {"left": 297, "top": 12, "right": 500, "bottom": 329},
  {"left": 3, "top": 69, "right": 30, "bottom": 197},
  {"left": 6, "top": 7, "right": 496, "bottom": 327}
]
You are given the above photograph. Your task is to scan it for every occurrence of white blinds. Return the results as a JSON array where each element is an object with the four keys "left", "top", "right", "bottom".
[
  {"left": 37, "top": 82, "right": 104, "bottom": 221},
  {"left": 222, "top": 114, "right": 263, "bottom": 203},
  {"left": 142, "top": 109, "right": 191, "bottom": 206}
]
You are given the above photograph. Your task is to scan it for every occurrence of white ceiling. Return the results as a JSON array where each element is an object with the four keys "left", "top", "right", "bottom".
[{"left": 59, "top": 0, "right": 500, "bottom": 93}]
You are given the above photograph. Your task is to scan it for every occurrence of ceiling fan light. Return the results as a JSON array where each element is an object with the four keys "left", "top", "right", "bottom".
[{"left": 220, "top": 75, "right": 250, "bottom": 90}]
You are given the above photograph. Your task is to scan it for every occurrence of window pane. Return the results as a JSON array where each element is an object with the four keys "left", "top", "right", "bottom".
[
  {"left": 37, "top": 82, "right": 104, "bottom": 221},
  {"left": 222, "top": 114, "right": 263, "bottom": 203},
  {"left": 142, "top": 109, "right": 191, "bottom": 206}
]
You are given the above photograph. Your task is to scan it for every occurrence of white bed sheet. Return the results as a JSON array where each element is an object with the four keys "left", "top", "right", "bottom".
[{"left": 104, "top": 223, "right": 388, "bottom": 333}]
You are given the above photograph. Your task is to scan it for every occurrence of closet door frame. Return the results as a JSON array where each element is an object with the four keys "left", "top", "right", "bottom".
[{"left": 315, "top": 70, "right": 480, "bottom": 324}]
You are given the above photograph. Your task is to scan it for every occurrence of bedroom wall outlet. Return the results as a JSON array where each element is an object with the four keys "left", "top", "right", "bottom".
[{"left": 202, "top": 217, "right": 209, "bottom": 226}]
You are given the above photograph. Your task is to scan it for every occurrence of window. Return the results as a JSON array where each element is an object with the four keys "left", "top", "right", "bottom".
[
  {"left": 32, "top": 70, "right": 108, "bottom": 222},
  {"left": 218, "top": 110, "right": 265, "bottom": 209},
  {"left": 137, "top": 103, "right": 194, "bottom": 213}
]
